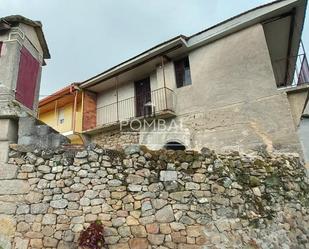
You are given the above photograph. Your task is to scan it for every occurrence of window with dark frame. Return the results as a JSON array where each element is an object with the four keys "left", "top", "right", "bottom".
[
  {"left": 174, "top": 56, "right": 192, "bottom": 88},
  {"left": 0, "top": 42, "right": 2, "bottom": 56}
]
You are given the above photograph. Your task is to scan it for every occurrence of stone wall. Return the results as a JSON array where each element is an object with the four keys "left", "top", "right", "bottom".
[
  {"left": 0, "top": 144, "right": 308, "bottom": 249},
  {"left": 92, "top": 130, "right": 139, "bottom": 150}
]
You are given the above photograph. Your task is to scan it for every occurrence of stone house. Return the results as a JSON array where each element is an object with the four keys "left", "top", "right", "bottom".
[
  {"left": 0, "top": 15, "right": 50, "bottom": 162},
  {"left": 36, "top": 0, "right": 309, "bottom": 166},
  {"left": 75, "top": 0, "right": 309, "bottom": 156}
]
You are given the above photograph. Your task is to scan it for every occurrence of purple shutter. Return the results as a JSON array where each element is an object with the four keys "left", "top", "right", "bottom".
[{"left": 15, "top": 47, "right": 40, "bottom": 110}]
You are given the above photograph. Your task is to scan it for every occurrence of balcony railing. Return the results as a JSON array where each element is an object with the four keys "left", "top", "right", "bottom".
[
  {"left": 97, "top": 87, "right": 176, "bottom": 126},
  {"left": 272, "top": 43, "right": 309, "bottom": 88}
]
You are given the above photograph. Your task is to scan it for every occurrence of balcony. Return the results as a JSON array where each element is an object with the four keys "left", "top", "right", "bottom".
[
  {"left": 96, "top": 87, "right": 176, "bottom": 128},
  {"left": 272, "top": 45, "right": 309, "bottom": 88}
]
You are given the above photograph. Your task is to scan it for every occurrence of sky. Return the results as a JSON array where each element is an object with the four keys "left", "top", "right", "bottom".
[{"left": 0, "top": 0, "right": 308, "bottom": 97}]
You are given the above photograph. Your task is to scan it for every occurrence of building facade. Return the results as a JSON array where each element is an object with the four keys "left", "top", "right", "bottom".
[
  {"left": 39, "top": 0, "right": 309, "bottom": 163},
  {"left": 76, "top": 0, "right": 308, "bottom": 156}
]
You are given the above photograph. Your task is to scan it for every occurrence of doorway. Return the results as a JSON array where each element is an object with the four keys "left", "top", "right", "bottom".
[{"left": 134, "top": 77, "right": 152, "bottom": 117}]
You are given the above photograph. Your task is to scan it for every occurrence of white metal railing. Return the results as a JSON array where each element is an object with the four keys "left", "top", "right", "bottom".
[{"left": 97, "top": 87, "right": 176, "bottom": 126}]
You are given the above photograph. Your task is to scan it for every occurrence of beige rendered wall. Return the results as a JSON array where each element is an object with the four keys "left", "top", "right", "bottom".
[
  {"left": 140, "top": 23, "right": 301, "bottom": 153},
  {"left": 287, "top": 90, "right": 309, "bottom": 127},
  {"left": 96, "top": 71, "right": 159, "bottom": 124},
  {"left": 19, "top": 23, "right": 44, "bottom": 56},
  {"left": 92, "top": 23, "right": 301, "bottom": 154}
]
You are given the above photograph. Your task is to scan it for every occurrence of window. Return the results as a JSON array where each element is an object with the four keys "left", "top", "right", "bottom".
[
  {"left": 174, "top": 56, "right": 192, "bottom": 88},
  {"left": 58, "top": 108, "right": 65, "bottom": 125},
  {"left": 0, "top": 42, "right": 2, "bottom": 56}
]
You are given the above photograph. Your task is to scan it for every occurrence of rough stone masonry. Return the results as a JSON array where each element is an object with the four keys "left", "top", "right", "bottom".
[{"left": 0, "top": 144, "right": 308, "bottom": 249}]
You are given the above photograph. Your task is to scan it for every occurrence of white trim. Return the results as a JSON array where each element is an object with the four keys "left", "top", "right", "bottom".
[{"left": 62, "top": 130, "right": 74, "bottom": 136}]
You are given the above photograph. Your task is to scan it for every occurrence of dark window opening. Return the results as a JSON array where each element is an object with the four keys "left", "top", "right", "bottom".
[
  {"left": 174, "top": 56, "right": 192, "bottom": 88},
  {"left": 164, "top": 141, "right": 186, "bottom": 151},
  {"left": 0, "top": 42, "right": 2, "bottom": 56}
]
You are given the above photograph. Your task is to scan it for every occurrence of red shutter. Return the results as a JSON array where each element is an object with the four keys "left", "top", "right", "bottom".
[{"left": 15, "top": 47, "right": 40, "bottom": 110}]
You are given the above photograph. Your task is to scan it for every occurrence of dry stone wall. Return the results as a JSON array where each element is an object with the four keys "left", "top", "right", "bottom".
[
  {"left": 92, "top": 129, "right": 139, "bottom": 150},
  {"left": 0, "top": 144, "right": 308, "bottom": 249}
]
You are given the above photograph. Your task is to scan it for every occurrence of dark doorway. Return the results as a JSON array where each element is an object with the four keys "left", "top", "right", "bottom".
[
  {"left": 135, "top": 77, "right": 151, "bottom": 117},
  {"left": 164, "top": 141, "right": 186, "bottom": 151}
]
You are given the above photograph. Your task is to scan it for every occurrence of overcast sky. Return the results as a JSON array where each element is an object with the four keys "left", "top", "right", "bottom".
[{"left": 0, "top": 0, "right": 308, "bottom": 96}]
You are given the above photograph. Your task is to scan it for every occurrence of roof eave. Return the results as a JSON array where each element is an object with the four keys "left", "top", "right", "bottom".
[
  {"left": 38, "top": 83, "right": 79, "bottom": 107},
  {"left": 80, "top": 36, "right": 188, "bottom": 89}
]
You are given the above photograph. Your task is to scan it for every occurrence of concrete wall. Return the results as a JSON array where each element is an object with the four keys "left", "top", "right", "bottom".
[
  {"left": 287, "top": 89, "right": 309, "bottom": 127},
  {"left": 0, "top": 119, "right": 18, "bottom": 162},
  {"left": 298, "top": 118, "right": 309, "bottom": 168},
  {"left": 0, "top": 24, "right": 44, "bottom": 117},
  {"left": 139, "top": 24, "right": 301, "bottom": 153},
  {"left": 92, "top": 23, "right": 302, "bottom": 154}
]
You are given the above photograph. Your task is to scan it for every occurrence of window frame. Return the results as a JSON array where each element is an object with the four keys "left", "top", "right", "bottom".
[
  {"left": 174, "top": 56, "right": 192, "bottom": 88},
  {"left": 58, "top": 107, "right": 65, "bottom": 125}
]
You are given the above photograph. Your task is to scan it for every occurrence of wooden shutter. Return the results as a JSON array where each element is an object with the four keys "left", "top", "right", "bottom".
[{"left": 15, "top": 47, "right": 40, "bottom": 110}]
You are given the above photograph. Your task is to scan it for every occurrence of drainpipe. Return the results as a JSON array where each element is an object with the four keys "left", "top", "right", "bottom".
[
  {"left": 81, "top": 91, "right": 85, "bottom": 131},
  {"left": 72, "top": 90, "right": 78, "bottom": 132},
  {"left": 161, "top": 56, "right": 168, "bottom": 110},
  {"left": 115, "top": 76, "right": 119, "bottom": 122},
  {"left": 55, "top": 100, "right": 58, "bottom": 126}
]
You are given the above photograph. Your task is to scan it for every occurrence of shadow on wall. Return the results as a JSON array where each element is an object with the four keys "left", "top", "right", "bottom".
[{"left": 18, "top": 116, "right": 70, "bottom": 149}]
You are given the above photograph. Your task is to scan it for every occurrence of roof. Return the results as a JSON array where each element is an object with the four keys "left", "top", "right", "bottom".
[
  {"left": 80, "top": 0, "right": 307, "bottom": 89},
  {"left": 0, "top": 15, "right": 50, "bottom": 59},
  {"left": 39, "top": 84, "right": 78, "bottom": 107}
]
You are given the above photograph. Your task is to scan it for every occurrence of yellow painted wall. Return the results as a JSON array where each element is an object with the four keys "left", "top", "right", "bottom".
[
  {"left": 39, "top": 100, "right": 83, "bottom": 144},
  {"left": 40, "top": 103, "right": 72, "bottom": 133},
  {"left": 39, "top": 110, "right": 57, "bottom": 129}
]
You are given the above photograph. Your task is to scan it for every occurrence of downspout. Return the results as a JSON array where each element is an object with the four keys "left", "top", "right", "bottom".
[
  {"left": 72, "top": 90, "right": 78, "bottom": 132},
  {"left": 54, "top": 100, "right": 58, "bottom": 127},
  {"left": 81, "top": 91, "right": 85, "bottom": 131},
  {"left": 115, "top": 76, "right": 119, "bottom": 122},
  {"left": 161, "top": 56, "right": 167, "bottom": 110}
]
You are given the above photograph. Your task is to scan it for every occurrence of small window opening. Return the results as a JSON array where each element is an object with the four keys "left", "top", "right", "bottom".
[
  {"left": 58, "top": 107, "right": 65, "bottom": 125},
  {"left": 174, "top": 56, "right": 192, "bottom": 88},
  {"left": 164, "top": 141, "right": 186, "bottom": 151}
]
